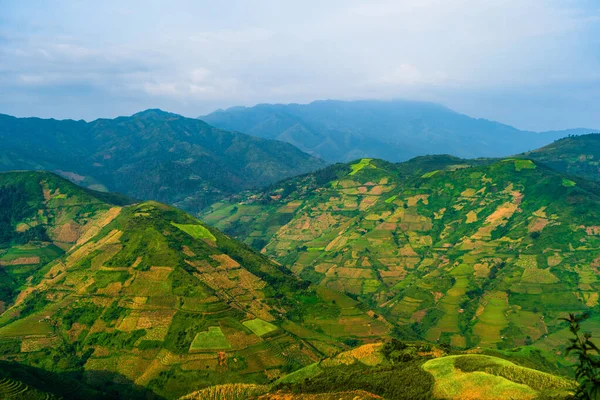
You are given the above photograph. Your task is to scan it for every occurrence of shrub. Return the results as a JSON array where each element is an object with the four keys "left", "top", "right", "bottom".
[{"left": 561, "top": 313, "right": 600, "bottom": 399}]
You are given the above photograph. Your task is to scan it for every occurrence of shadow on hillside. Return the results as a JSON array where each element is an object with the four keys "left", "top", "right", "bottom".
[{"left": 0, "top": 360, "right": 165, "bottom": 399}]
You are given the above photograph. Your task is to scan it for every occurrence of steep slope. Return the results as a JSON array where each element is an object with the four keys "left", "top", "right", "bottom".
[
  {"left": 523, "top": 133, "right": 600, "bottom": 182},
  {"left": 201, "top": 100, "right": 598, "bottom": 162},
  {"left": 202, "top": 157, "right": 600, "bottom": 351},
  {"left": 0, "top": 171, "right": 131, "bottom": 310},
  {"left": 0, "top": 110, "right": 326, "bottom": 213},
  {"left": 0, "top": 172, "right": 387, "bottom": 399}
]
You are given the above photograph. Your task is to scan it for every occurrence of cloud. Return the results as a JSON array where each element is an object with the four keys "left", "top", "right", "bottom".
[{"left": 0, "top": 0, "right": 599, "bottom": 129}]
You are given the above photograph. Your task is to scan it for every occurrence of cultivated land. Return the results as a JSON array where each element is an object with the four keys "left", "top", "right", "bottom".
[
  {"left": 4, "top": 135, "right": 600, "bottom": 398},
  {"left": 202, "top": 153, "right": 600, "bottom": 352},
  {"left": 181, "top": 341, "right": 576, "bottom": 399},
  {"left": 0, "top": 171, "right": 389, "bottom": 399}
]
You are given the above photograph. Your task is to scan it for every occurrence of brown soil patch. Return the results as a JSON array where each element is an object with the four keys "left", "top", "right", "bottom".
[
  {"left": 528, "top": 218, "right": 549, "bottom": 233},
  {"left": 0, "top": 256, "right": 40, "bottom": 266},
  {"left": 465, "top": 211, "right": 478, "bottom": 224},
  {"left": 211, "top": 254, "right": 240, "bottom": 269},
  {"left": 75, "top": 207, "right": 122, "bottom": 246},
  {"left": 52, "top": 221, "right": 81, "bottom": 243}
]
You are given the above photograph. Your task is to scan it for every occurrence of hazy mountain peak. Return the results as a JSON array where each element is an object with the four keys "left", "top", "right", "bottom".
[{"left": 201, "top": 99, "right": 591, "bottom": 162}]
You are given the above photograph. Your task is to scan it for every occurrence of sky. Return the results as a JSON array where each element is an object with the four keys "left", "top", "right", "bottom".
[{"left": 1, "top": 0, "right": 599, "bottom": 131}]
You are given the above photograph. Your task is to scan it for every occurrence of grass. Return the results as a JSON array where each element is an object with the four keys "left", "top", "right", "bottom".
[
  {"left": 473, "top": 292, "right": 509, "bottom": 346},
  {"left": 171, "top": 222, "right": 216, "bottom": 242},
  {"left": 275, "top": 362, "right": 322, "bottom": 384},
  {"left": 189, "top": 327, "right": 231, "bottom": 350},
  {"left": 514, "top": 159, "right": 536, "bottom": 171},
  {"left": 349, "top": 159, "right": 373, "bottom": 176},
  {"left": 384, "top": 195, "right": 397, "bottom": 203},
  {"left": 307, "top": 247, "right": 325, "bottom": 252},
  {"left": 453, "top": 355, "right": 574, "bottom": 391},
  {"left": 423, "top": 355, "right": 575, "bottom": 400},
  {"left": 242, "top": 318, "right": 278, "bottom": 336},
  {"left": 0, "top": 245, "right": 62, "bottom": 263},
  {"left": 424, "top": 355, "right": 536, "bottom": 399},
  {"left": 180, "top": 384, "right": 269, "bottom": 400},
  {"left": 421, "top": 170, "right": 439, "bottom": 178},
  {"left": 0, "top": 314, "right": 54, "bottom": 338}
]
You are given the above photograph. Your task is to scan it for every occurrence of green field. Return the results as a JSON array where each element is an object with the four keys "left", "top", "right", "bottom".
[
  {"left": 275, "top": 362, "right": 322, "bottom": 384},
  {"left": 171, "top": 222, "right": 216, "bottom": 241},
  {"left": 242, "top": 318, "right": 278, "bottom": 336},
  {"left": 189, "top": 327, "right": 231, "bottom": 350},
  {"left": 423, "top": 355, "right": 574, "bottom": 399},
  {"left": 349, "top": 158, "right": 373, "bottom": 175}
]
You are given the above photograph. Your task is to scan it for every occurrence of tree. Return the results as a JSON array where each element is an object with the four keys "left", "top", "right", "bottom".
[{"left": 561, "top": 313, "right": 600, "bottom": 399}]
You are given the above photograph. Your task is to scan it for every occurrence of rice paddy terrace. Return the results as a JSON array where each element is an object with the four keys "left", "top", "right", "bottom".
[
  {"left": 0, "top": 171, "right": 389, "bottom": 399},
  {"left": 202, "top": 155, "right": 600, "bottom": 352}
]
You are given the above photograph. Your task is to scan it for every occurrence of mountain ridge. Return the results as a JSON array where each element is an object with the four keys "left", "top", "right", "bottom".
[
  {"left": 201, "top": 99, "right": 598, "bottom": 162},
  {"left": 0, "top": 110, "right": 327, "bottom": 214}
]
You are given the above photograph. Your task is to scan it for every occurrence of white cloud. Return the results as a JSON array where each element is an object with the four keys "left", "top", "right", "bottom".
[{"left": 0, "top": 0, "right": 599, "bottom": 129}]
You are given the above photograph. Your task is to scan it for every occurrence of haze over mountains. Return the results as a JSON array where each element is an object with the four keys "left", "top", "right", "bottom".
[{"left": 202, "top": 100, "right": 598, "bottom": 162}]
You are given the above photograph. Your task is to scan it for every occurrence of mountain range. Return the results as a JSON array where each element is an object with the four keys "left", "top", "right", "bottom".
[
  {"left": 3, "top": 105, "right": 600, "bottom": 398},
  {"left": 0, "top": 170, "right": 580, "bottom": 399},
  {"left": 201, "top": 99, "right": 598, "bottom": 162},
  {"left": 0, "top": 110, "right": 326, "bottom": 214},
  {"left": 202, "top": 136, "right": 600, "bottom": 353}
]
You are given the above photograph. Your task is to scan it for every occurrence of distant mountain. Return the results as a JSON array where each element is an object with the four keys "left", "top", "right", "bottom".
[
  {"left": 0, "top": 171, "right": 387, "bottom": 399},
  {"left": 523, "top": 133, "right": 600, "bottom": 182},
  {"left": 0, "top": 110, "right": 326, "bottom": 213},
  {"left": 202, "top": 156, "right": 600, "bottom": 351},
  {"left": 201, "top": 100, "right": 598, "bottom": 162}
]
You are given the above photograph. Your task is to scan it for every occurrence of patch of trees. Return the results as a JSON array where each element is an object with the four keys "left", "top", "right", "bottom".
[
  {"left": 279, "top": 361, "right": 434, "bottom": 399},
  {"left": 0, "top": 184, "right": 47, "bottom": 245}
]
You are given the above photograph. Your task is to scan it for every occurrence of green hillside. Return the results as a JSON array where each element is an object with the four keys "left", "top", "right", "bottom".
[
  {"left": 524, "top": 133, "right": 600, "bottom": 182},
  {"left": 0, "top": 171, "right": 131, "bottom": 310},
  {"left": 202, "top": 156, "right": 600, "bottom": 352},
  {"left": 0, "top": 110, "right": 327, "bottom": 213},
  {"left": 182, "top": 341, "right": 576, "bottom": 399},
  {"left": 0, "top": 171, "right": 387, "bottom": 399}
]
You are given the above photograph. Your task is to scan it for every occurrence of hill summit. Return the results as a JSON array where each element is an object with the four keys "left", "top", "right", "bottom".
[{"left": 0, "top": 110, "right": 326, "bottom": 213}]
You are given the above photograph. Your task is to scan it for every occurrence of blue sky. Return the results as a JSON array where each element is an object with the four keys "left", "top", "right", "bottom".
[{"left": 1, "top": 0, "right": 599, "bottom": 131}]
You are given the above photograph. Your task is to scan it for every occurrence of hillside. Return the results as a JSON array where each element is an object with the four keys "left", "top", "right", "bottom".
[
  {"left": 202, "top": 156, "right": 600, "bottom": 352},
  {"left": 182, "top": 341, "right": 575, "bottom": 399},
  {"left": 200, "top": 99, "right": 598, "bottom": 162},
  {"left": 0, "top": 171, "right": 132, "bottom": 310},
  {"left": 0, "top": 171, "right": 388, "bottom": 399},
  {"left": 0, "top": 110, "right": 326, "bottom": 213},
  {"left": 524, "top": 133, "right": 600, "bottom": 182}
]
